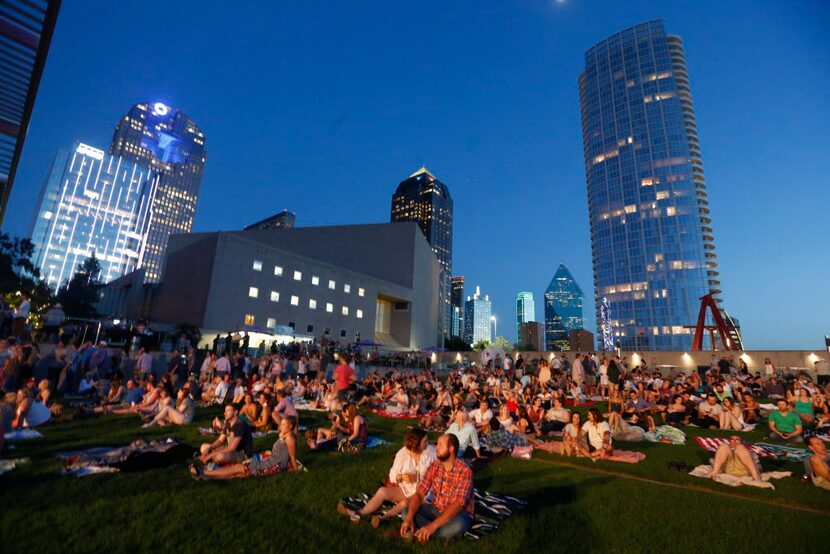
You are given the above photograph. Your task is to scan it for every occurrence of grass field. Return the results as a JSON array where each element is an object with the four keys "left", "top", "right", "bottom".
[{"left": 2, "top": 404, "right": 829, "bottom": 553}]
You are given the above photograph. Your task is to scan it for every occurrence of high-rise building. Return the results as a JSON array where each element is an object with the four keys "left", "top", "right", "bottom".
[
  {"left": 580, "top": 20, "right": 723, "bottom": 350},
  {"left": 30, "top": 141, "right": 160, "bottom": 287},
  {"left": 568, "top": 329, "right": 595, "bottom": 353},
  {"left": 450, "top": 276, "right": 465, "bottom": 338},
  {"left": 515, "top": 291, "right": 535, "bottom": 342},
  {"left": 544, "top": 264, "right": 584, "bottom": 351},
  {"left": 245, "top": 210, "right": 296, "bottom": 230},
  {"left": 0, "top": 0, "right": 61, "bottom": 225},
  {"left": 109, "top": 102, "right": 207, "bottom": 282},
  {"left": 391, "top": 167, "right": 453, "bottom": 340},
  {"left": 463, "top": 285, "right": 491, "bottom": 345},
  {"left": 519, "top": 321, "right": 545, "bottom": 351}
]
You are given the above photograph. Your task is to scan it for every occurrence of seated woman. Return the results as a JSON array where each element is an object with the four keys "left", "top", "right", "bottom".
[
  {"left": 583, "top": 408, "right": 645, "bottom": 463},
  {"left": 338, "top": 427, "right": 436, "bottom": 526},
  {"left": 239, "top": 393, "right": 259, "bottom": 424},
  {"left": 794, "top": 389, "right": 814, "bottom": 424},
  {"left": 740, "top": 393, "right": 760, "bottom": 424},
  {"left": 307, "top": 403, "right": 367, "bottom": 451},
  {"left": 36, "top": 379, "right": 53, "bottom": 406},
  {"left": 192, "top": 416, "right": 299, "bottom": 479},
  {"left": 536, "top": 411, "right": 586, "bottom": 456},
  {"left": 77, "top": 372, "right": 97, "bottom": 397},
  {"left": 419, "top": 383, "right": 452, "bottom": 429},
  {"left": 719, "top": 397, "right": 748, "bottom": 431},
  {"left": 496, "top": 405, "right": 516, "bottom": 433},
  {"left": 606, "top": 411, "right": 645, "bottom": 441},
  {"left": 111, "top": 381, "right": 159, "bottom": 416},
  {"left": 705, "top": 435, "right": 763, "bottom": 483},
  {"left": 664, "top": 395, "right": 687, "bottom": 426},
  {"left": 11, "top": 388, "right": 51, "bottom": 429},
  {"left": 516, "top": 405, "right": 536, "bottom": 436},
  {"left": 141, "top": 386, "right": 175, "bottom": 422},
  {"left": 253, "top": 394, "right": 273, "bottom": 432},
  {"left": 144, "top": 388, "right": 195, "bottom": 427},
  {"left": 386, "top": 384, "right": 410, "bottom": 414}
]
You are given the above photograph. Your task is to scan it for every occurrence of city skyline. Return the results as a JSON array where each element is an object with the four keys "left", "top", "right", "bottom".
[{"left": 2, "top": 1, "right": 828, "bottom": 349}]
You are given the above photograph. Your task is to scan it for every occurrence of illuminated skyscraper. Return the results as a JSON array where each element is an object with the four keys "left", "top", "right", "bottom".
[
  {"left": 463, "top": 286, "right": 491, "bottom": 345},
  {"left": 450, "top": 276, "right": 465, "bottom": 338},
  {"left": 30, "top": 141, "right": 160, "bottom": 286},
  {"left": 0, "top": 0, "right": 61, "bottom": 224},
  {"left": 515, "top": 291, "right": 535, "bottom": 342},
  {"left": 544, "top": 264, "right": 584, "bottom": 351},
  {"left": 109, "top": 102, "right": 206, "bottom": 282},
  {"left": 580, "top": 20, "right": 722, "bottom": 350}
]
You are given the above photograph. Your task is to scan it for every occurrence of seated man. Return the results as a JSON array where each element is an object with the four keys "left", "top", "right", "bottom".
[
  {"left": 445, "top": 409, "right": 482, "bottom": 459},
  {"left": 705, "top": 435, "right": 763, "bottom": 483},
  {"left": 400, "top": 434, "right": 474, "bottom": 542},
  {"left": 468, "top": 400, "right": 493, "bottom": 433},
  {"left": 271, "top": 389, "right": 297, "bottom": 426},
  {"left": 198, "top": 404, "right": 253, "bottom": 464},
  {"left": 807, "top": 436, "right": 830, "bottom": 491},
  {"left": 692, "top": 394, "right": 722, "bottom": 429},
  {"left": 623, "top": 391, "right": 655, "bottom": 430},
  {"left": 767, "top": 399, "right": 803, "bottom": 443},
  {"left": 485, "top": 417, "right": 529, "bottom": 452},
  {"left": 540, "top": 397, "right": 570, "bottom": 435}
]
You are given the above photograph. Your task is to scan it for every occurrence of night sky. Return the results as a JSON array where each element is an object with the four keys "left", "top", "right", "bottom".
[{"left": 4, "top": 0, "right": 829, "bottom": 349}]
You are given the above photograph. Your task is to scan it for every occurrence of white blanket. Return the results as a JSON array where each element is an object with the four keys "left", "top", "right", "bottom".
[{"left": 689, "top": 464, "right": 791, "bottom": 489}]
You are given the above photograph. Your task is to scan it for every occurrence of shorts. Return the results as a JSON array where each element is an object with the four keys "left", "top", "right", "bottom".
[
  {"left": 243, "top": 452, "right": 283, "bottom": 476},
  {"left": 226, "top": 450, "right": 248, "bottom": 463},
  {"left": 723, "top": 452, "right": 751, "bottom": 478}
]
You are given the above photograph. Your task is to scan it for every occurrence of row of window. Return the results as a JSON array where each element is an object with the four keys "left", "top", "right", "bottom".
[
  {"left": 251, "top": 260, "right": 365, "bottom": 296},
  {"left": 246, "top": 286, "right": 364, "bottom": 318},
  {"left": 242, "top": 315, "right": 357, "bottom": 339}
]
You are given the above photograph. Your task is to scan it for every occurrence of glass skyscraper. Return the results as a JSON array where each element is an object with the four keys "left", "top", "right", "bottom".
[
  {"left": 450, "top": 276, "right": 464, "bottom": 338},
  {"left": 463, "top": 285, "right": 491, "bottom": 345},
  {"left": 109, "top": 102, "right": 207, "bottom": 282},
  {"left": 30, "top": 141, "right": 160, "bottom": 287},
  {"left": 544, "top": 264, "right": 584, "bottom": 351},
  {"left": 579, "top": 20, "right": 721, "bottom": 350},
  {"left": 515, "top": 291, "right": 535, "bottom": 342}
]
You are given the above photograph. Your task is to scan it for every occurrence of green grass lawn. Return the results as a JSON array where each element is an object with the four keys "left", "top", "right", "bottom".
[{"left": 2, "top": 405, "right": 829, "bottom": 553}]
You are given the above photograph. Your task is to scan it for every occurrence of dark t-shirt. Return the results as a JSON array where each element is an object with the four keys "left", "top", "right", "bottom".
[
  {"left": 718, "top": 359, "right": 731, "bottom": 374},
  {"left": 225, "top": 419, "right": 253, "bottom": 456}
]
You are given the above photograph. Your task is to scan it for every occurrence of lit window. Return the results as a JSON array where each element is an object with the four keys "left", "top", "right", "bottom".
[
  {"left": 253, "top": 260, "right": 263, "bottom": 271},
  {"left": 624, "top": 205, "right": 637, "bottom": 214},
  {"left": 358, "top": 287, "right": 365, "bottom": 297},
  {"left": 344, "top": 284, "right": 351, "bottom": 293},
  {"left": 266, "top": 317, "right": 276, "bottom": 328},
  {"left": 328, "top": 280, "right": 335, "bottom": 289},
  {"left": 666, "top": 207, "right": 677, "bottom": 216},
  {"left": 244, "top": 314, "right": 255, "bottom": 325},
  {"left": 274, "top": 265, "right": 283, "bottom": 276},
  {"left": 356, "top": 309, "right": 363, "bottom": 319},
  {"left": 311, "top": 276, "right": 319, "bottom": 285},
  {"left": 326, "top": 303, "right": 333, "bottom": 313},
  {"left": 291, "top": 295, "right": 299, "bottom": 306},
  {"left": 309, "top": 299, "right": 317, "bottom": 309},
  {"left": 248, "top": 287, "right": 259, "bottom": 298},
  {"left": 270, "top": 291, "right": 280, "bottom": 302},
  {"left": 655, "top": 191, "right": 669, "bottom": 200},
  {"left": 293, "top": 270, "right": 302, "bottom": 281},
  {"left": 670, "top": 261, "right": 683, "bottom": 270},
  {"left": 342, "top": 306, "right": 349, "bottom": 316}
]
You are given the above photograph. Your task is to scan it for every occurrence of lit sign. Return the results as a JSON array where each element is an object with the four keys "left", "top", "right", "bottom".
[
  {"left": 152, "top": 102, "right": 169, "bottom": 116},
  {"left": 76, "top": 143, "right": 104, "bottom": 160}
]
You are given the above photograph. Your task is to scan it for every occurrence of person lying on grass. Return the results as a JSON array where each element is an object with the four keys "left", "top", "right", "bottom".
[
  {"left": 400, "top": 433, "right": 474, "bottom": 543},
  {"left": 198, "top": 403, "right": 253, "bottom": 464},
  {"left": 705, "top": 435, "right": 763, "bottom": 483},
  {"left": 306, "top": 403, "right": 367, "bottom": 451},
  {"left": 191, "top": 416, "right": 298, "bottom": 479},
  {"left": 338, "top": 427, "right": 436, "bottom": 527}
]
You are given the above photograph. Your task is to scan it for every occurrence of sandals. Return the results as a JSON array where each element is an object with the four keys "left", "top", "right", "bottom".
[{"left": 189, "top": 464, "right": 204, "bottom": 480}]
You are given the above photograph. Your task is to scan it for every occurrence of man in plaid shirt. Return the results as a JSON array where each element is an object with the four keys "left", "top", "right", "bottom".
[
  {"left": 400, "top": 434, "right": 474, "bottom": 542},
  {"left": 485, "top": 417, "right": 529, "bottom": 450}
]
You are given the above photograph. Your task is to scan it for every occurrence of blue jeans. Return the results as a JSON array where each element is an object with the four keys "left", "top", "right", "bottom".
[{"left": 404, "top": 503, "right": 472, "bottom": 540}]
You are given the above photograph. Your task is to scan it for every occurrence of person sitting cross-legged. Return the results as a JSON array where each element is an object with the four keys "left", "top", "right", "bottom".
[
  {"left": 198, "top": 403, "right": 254, "bottom": 464},
  {"left": 767, "top": 399, "right": 803, "bottom": 443},
  {"left": 705, "top": 435, "right": 763, "bottom": 483},
  {"left": 400, "top": 433, "right": 474, "bottom": 543},
  {"left": 338, "top": 427, "right": 437, "bottom": 527}
]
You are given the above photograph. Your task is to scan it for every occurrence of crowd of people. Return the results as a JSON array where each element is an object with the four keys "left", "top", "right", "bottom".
[{"left": 2, "top": 336, "right": 830, "bottom": 541}]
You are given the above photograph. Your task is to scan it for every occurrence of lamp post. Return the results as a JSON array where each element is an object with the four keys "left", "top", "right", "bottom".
[{"left": 490, "top": 315, "right": 497, "bottom": 342}]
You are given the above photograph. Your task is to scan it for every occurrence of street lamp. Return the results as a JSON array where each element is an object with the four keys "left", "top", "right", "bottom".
[{"left": 490, "top": 315, "right": 497, "bottom": 341}]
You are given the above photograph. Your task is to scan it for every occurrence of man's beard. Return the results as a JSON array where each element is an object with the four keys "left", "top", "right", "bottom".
[{"left": 436, "top": 451, "right": 450, "bottom": 462}]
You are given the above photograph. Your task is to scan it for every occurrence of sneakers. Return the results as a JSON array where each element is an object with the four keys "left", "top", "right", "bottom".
[{"left": 141, "top": 422, "right": 153, "bottom": 429}]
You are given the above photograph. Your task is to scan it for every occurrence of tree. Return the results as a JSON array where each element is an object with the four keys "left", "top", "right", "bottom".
[
  {"left": 0, "top": 232, "right": 55, "bottom": 323},
  {"left": 492, "top": 336, "right": 512, "bottom": 351},
  {"left": 472, "top": 339, "right": 490, "bottom": 351},
  {"left": 444, "top": 336, "right": 472, "bottom": 352},
  {"left": 56, "top": 253, "right": 102, "bottom": 318}
]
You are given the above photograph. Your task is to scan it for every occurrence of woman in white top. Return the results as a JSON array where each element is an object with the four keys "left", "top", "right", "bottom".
[
  {"left": 718, "top": 396, "right": 746, "bottom": 431},
  {"left": 599, "top": 359, "right": 610, "bottom": 398},
  {"left": 764, "top": 358, "right": 775, "bottom": 378},
  {"left": 338, "top": 427, "right": 436, "bottom": 527}
]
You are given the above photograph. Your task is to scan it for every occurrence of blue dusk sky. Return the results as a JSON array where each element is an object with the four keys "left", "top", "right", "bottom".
[{"left": 3, "top": 0, "right": 829, "bottom": 349}]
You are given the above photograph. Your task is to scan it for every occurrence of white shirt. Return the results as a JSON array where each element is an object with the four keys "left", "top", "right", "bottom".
[
  {"left": 469, "top": 408, "right": 493, "bottom": 424},
  {"left": 582, "top": 420, "right": 611, "bottom": 450},
  {"left": 388, "top": 445, "right": 437, "bottom": 497},
  {"left": 214, "top": 380, "right": 230, "bottom": 401}
]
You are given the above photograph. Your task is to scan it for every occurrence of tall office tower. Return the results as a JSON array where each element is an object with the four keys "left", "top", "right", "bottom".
[
  {"left": 515, "top": 291, "right": 535, "bottom": 342},
  {"left": 391, "top": 167, "right": 453, "bottom": 339},
  {"left": 109, "top": 102, "right": 206, "bottom": 282},
  {"left": 30, "top": 141, "right": 160, "bottom": 287},
  {"left": 245, "top": 210, "right": 296, "bottom": 230},
  {"left": 580, "top": 20, "right": 723, "bottom": 350},
  {"left": 450, "top": 276, "right": 465, "bottom": 338},
  {"left": 519, "top": 321, "right": 545, "bottom": 351},
  {"left": 544, "top": 264, "right": 584, "bottom": 351},
  {"left": 463, "top": 285, "right": 491, "bottom": 345},
  {"left": 0, "top": 0, "right": 61, "bottom": 224}
]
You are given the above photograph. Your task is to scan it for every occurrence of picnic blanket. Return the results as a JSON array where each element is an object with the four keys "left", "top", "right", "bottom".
[
  {"left": 0, "top": 457, "right": 30, "bottom": 476},
  {"left": 198, "top": 427, "right": 282, "bottom": 439},
  {"left": 4, "top": 429, "right": 44, "bottom": 441},
  {"left": 694, "top": 437, "right": 810, "bottom": 461},
  {"left": 369, "top": 409, "right": 424, "bottom": 419},
  {"left": 56, "top": 438, "right": 195, "bottom": 476},
  {"left": 293, "top": 400, "right": 327, "bottom": 412},
  {"left": 689, "top": 464, "right": 791, "bottom": 489},
  {"left": 340, "top": 488, "right": 526, "bottom": 540},
  {"left": 643, "top": 425, "right": 686, "bottom": 445}
]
